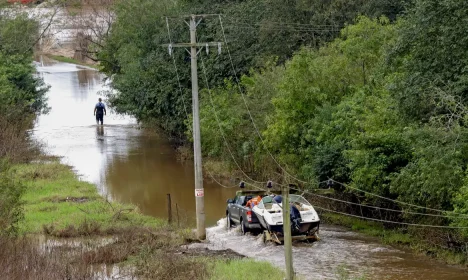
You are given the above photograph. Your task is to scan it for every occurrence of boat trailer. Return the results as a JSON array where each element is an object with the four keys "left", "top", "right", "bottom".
[{"left": 262, "top": 229, "right": 320, "bottom": 245}]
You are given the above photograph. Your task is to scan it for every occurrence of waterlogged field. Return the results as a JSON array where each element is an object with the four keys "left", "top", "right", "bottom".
[
  {"left": 5, "top": 160, "right": 284, "bottom": 279},
  {"left": 14, "top": 161, "right": 162, "bottom": 235}
]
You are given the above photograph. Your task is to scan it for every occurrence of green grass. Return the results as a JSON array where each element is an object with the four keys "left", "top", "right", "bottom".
[
  {"left": 209, "top": 259, "right": 285, "bottom": 280},
  {"left": 12, "top": 161, "right": 163, "bottom": 234},
  {"left": 47, "top": 55, "right": 99, "bottom": 69},
  {"left": 10, "top": 161, "right": 287, "bottom": 278}
]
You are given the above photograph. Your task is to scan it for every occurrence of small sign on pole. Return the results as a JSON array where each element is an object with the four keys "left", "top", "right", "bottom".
[{"left": 195, "top": 188, "right": 204, "bottom": 197}]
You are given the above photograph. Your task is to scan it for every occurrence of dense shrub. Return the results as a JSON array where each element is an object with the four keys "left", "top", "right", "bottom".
[{"left": 0, "top": 162, "right": 25, "bottom": 236}]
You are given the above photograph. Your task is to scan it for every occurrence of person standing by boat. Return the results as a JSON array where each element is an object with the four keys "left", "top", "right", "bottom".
[
  {"left": 290, "top": 204, "right": 301, "bottom": 231},
  {"left": 94, "top": 98, "right": 107, "bottom": 125}
]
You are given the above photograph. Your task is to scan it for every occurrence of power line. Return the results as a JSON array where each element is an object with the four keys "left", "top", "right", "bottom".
[
  {"left": 221, "top": 18, "right": 340, "bottom": 28},
  {"left": 226, "top": 24, "right": 339, "bottom": 31},
  {"left": 329, "top": 179, "right": 468, "bottom": 218},
  {"left": 199, "top": 52, "right": 277, "bottom": 188},
  {"left": 314, "top": 206, "right": 468, "bottom": 229},
  {"left": 289, "top": 186, "right": 467, "bottom": 219},
  {"left": 205, "top": 169, "right": 238, "bottom": 189},
  {"left": 223, "top": 24, "right": 339, "bottom": 33},
  {"left": 216, "top": 16, "right": 468, "bottom": 218},
  {"left": 173, "top": 16, "right": 467, "bottom": 222},
  {"left": 165, "top": 17, "right": 190, "bottom": 121},
  {"left": 218, "top": 15, "right": 309, "bottom": 185},
  {"left": 251, "top": 186, "right": 468, "bottom": 229}
]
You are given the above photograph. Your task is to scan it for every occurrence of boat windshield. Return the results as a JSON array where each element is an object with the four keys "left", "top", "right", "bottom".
[
  {"left": 290, "top": 195, "right": 312, "bottom": 206},
  {"left": 258, "top": 195, "right": 282, "bottom": 212}
]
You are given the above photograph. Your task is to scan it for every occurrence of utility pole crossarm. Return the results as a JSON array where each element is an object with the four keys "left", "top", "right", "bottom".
[
  {"left": 164, "top": 14, "right": 222, "bottom": 20},
  {"left": 163, "top": 42, "right": 223, "bottom": 48}
]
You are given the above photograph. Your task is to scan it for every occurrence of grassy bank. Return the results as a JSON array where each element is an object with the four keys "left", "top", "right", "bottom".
[
  {"left": 4, "top": 160, "right": 284, "bottom": 279},
  {"left": 322, "top": 213, "right": 468, "bottom": 266},
  {"left": 14, "top": 161, "right": 160, "bottom": 235}
]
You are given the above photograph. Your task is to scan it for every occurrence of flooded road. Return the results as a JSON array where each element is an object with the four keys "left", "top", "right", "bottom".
[
  {"left": 207, "top": 221, "right": 468, "bottom": 280},
  {"left": 33, "top": 56, "right": 237, "bottom": 226},
  {"left": 33, "top": 56, "right": 468, "bottom": 279}
]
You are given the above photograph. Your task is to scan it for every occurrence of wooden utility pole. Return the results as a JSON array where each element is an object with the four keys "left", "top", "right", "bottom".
[
  {"left": 165, "top": 14, "right": 223, "bottom": 240},
  {"left": 189, "top": 15, "right": 205, "bottom": 240},
  {"left": 282, "top": 185, "right": 294, "bottom": 280}
]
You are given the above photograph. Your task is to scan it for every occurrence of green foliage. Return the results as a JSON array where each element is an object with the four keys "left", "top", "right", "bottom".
[
  {"left": 100, "top": 0, "right": 468, "bottom": 249},
  {"left": 99, "top": 0, "right": 406, "bottom": 137},
  {"left": 99, "top": 0, "right": 189, "bottom": 138},
  {"left": 264, "top": 17, "right": 396, "bottom": 184},
  {"left": 199, "top": 62, "right": 283, "bottom": 175},
  {"left": 389, "top": 0, "right": 468, "bottom": 122},
  {"left": 201, "top": 9, "right": 468, "bottom": 242},
  {"left": 0, "top": 161, "right": 25, "bottom": 236},
  {"left": 0, "top": 11, "right": 48, "bottom": 121},
  {"left": 0, "top": 12, "right": 48, "bottom": 234}
]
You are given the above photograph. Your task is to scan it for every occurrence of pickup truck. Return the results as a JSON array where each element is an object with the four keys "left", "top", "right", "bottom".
[{"left": 226, "top": 190, "right": 266, "bottom": 234}]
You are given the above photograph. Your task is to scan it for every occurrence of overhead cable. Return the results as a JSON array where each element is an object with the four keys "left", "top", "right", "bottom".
[
  {"left": 218, "top": 15, "right": 309, "bottom": 185},
  {"left": 199, "top": 53, "right": 277, "bottom": 188},
  {"left": 328, "top": 179, "right": 468, "bottom": 218},
  {"left": 253, "top": 186, "right": 468, "bottom": 229}
]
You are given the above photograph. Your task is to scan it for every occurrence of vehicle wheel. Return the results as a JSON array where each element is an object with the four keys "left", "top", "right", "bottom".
[
  {"left": 226, "top": 213, "right": 232, "bottom": 230},
  {"left": 240, "top": 218, "right": 249, "bottom": 235}
]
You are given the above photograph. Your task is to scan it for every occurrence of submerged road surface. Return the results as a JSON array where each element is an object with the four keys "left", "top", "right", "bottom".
[
  {"left": 33, "top": 55, "right": 237, "bottom": 226},
  {"left": 34, "top": 56, "right": 468, "bottom": 279}
]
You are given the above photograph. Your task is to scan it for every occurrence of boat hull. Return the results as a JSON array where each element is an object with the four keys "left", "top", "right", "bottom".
[{"left": 257, "top": 213, "right": 320, "bottom": 236}]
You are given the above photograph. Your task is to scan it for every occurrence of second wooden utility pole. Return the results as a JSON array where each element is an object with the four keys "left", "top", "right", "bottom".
[
  {"left": 282, "top": 185, "right": 294, "bottom": 280},
  {"left": 165, "top": 14, "right": 223, "bottom": 240}
]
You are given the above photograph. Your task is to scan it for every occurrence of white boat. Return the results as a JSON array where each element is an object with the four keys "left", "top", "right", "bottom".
[{"left": 252, "top": 194, "right": 320, "bottom": 242}]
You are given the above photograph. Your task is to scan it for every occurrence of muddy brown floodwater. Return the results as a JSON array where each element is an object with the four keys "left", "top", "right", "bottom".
[
  {"left": 33, "top": 56, "right": 468, "bottom": 279},
  {"left": 33, "top": 55, "right": 237, "bottom": 226}
]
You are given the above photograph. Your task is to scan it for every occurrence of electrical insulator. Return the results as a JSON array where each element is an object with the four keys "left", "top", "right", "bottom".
[
  {"left": 239, "top": 181, "right": 245, "bottom": 189},
  {"left": 267, "top": 181, "right": 273, "bottom": 188},
  {"left": 218, "top": 42, "right": 222, "bottom": 55},
  {"left": 168, "top": 44, "right": 173, "bottom": 56}
]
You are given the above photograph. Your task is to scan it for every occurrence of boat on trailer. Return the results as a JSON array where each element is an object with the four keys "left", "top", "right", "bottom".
[{"left": 252, "top": 194, "right": 320, "bottom": 244}]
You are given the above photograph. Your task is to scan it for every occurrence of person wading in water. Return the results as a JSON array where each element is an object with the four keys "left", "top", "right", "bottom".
[{"left": 94, "top": 98, "right": 107, "bottom": 125}]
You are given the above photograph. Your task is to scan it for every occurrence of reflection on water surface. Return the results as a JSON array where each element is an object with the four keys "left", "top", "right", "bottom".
[
  {"left": 33, "top": 55, "right": 468, "bottom": 280},
  {"left": 34, "top": 55, "right": 236, "bottom": 226}
]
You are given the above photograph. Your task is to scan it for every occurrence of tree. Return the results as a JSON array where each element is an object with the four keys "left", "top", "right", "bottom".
[
  {"left": 99, "top": 0, "right": 409, "bottom": 138},
  {"left": 388, "top": 0, "right": 468, "bottom": 122}
]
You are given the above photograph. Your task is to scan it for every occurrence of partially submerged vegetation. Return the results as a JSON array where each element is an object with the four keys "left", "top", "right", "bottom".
[
  {"left": 93, "top": 0, "right": 468, "bottom": 266},
  {"left": 0, "top": 6, "right": 284, "bottom": 279},
  {"left": 14, "top": 161, "right": 162, "bottom": 235},
  {"left": 1, "top": 157, "right": 285, "bottom": 279}
]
